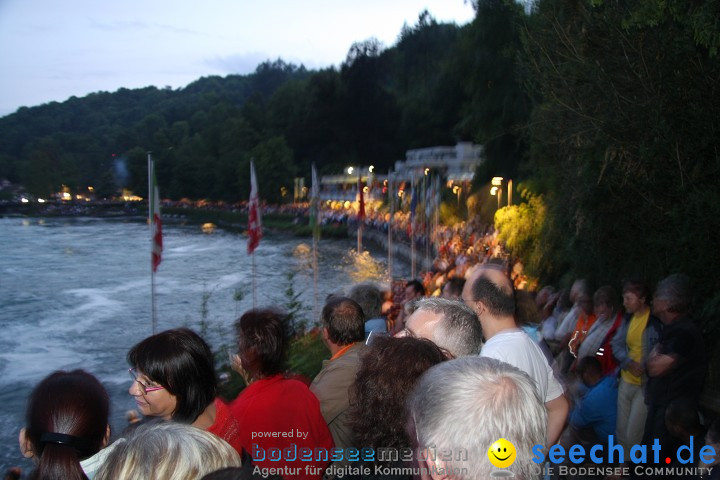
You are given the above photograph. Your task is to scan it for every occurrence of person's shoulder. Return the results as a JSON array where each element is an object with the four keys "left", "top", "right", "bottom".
[
  {"left": 599, "top": 375, "right": 618, "bottom": 391},
  {"left": 282, "top": 376, "right": 317, "bottom": 396}
]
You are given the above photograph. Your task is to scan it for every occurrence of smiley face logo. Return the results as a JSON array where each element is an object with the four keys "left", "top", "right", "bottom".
[{"left": 488, "top": 438, "right": 516, "bottom": 469}]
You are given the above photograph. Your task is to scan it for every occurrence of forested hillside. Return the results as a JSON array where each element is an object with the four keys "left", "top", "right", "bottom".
[{"left": 2, "top": 0, "right": 719, "bottom": 309}]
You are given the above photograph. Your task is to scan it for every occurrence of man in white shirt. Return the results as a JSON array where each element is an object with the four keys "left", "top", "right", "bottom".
[{"left": 462, "top": 264, "right": 569, "bottom": 445}]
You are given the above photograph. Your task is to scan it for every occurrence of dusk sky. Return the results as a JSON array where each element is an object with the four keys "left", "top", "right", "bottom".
[{"left": 0, "top": 0, "right": 475, "bottom": 117}]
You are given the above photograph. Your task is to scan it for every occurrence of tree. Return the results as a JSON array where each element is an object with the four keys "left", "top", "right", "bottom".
[
  {"left": 520, "top": 0, "right": 720, "bottom": 296},
  {"left": 238, "top": 136, "right": 297, "bottom": 204},
  {"left": 458, "top": 0, "right": 531, "bottom": 186}
]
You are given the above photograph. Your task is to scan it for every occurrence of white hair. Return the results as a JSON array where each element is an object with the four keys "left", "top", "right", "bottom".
[
  {"left": 408, "top": 357, "right": 546, "bottom": 480},
  {"left": 95, "top": 422, "right": 241, "bottom": 480},
  {"left": 412, "top": 298, "right": 483, "bottom": 357}
]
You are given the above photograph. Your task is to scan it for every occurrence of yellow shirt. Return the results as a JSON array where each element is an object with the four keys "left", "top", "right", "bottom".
[{"left": 620, "top": 309, "right": 650, "bottom": 385}]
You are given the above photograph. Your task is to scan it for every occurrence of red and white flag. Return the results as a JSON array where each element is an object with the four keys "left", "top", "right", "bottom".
[
  {"left": 150, "top": 163, "right": 163, "bottom": 272},
  {"left": 358, "top": 177, "right": 366, "bottom": 221},
  {"left": 247, "top": 161, "right": 262, "bottom": 254}
]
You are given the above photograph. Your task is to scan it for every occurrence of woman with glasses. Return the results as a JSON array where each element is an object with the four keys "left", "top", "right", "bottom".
[
  {"left": 20, "top": 369, "right": 110, "bottom": 480},
  {"left": 127, "top": 328, "right": 241, "bottom": 453}
]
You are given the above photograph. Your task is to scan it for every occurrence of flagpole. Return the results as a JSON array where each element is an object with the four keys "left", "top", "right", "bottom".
[
  {"left": 411, "top": 173, "right": 416, "bottom": 279},
  {"left": 148, "top": 152, "right": 157, "bottom": 334},
  {"left": 424, "top": 173, "right": 430, "bottom": 271},
  {"left": 357, "top": 168, "right": 362, "bottom": 255},
  {"left": 311, "top": 164, "right": 319, "bottom": 325},
  {"left": 247, "top": 160, "right": 262, "bottom": 309},
  {"left": 252, "top": 251, "right": 257, "bottom": 309},
  {"left": 387, "top": 172, "right": 393, "bottom": 282}
]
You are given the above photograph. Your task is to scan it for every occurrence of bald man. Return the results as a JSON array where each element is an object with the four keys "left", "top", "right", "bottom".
[{"left": 463, "top": 265, "right": 569, "bottom": 446}]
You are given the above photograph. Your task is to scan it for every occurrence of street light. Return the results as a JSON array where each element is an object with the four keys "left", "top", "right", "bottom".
[
  {"left": 490, "top": 185, "right": 502, "bottom": 209},
  {"left": 347, "top": 166, "right": 354, "bottom": 175},
  {"left": 453, "top": 185, "right": 462, "bottom": 207},
  {"left": 490, "top": 176, "right": 512, "bottom": 207}
]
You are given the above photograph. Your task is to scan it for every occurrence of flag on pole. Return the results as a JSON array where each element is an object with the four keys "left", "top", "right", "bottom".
[
  {"left": 358, "top": 176, "right": 366, "bottom": 220},
  {"left": 310, "top": 163, "right": 320, "bottom": 237},
  {"left": 410, "top": 179, "right": 418, "bottom": 220},
  {"left": 247, "top": 161, "right": 262, "bottom": 254},
  {"left": 150, "top": 163, "right": 163, "bottom": 273}
]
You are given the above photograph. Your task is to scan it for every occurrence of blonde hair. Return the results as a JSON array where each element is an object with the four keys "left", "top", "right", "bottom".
[{"left": 95, "top": 422, "right": 241, "bottom": 480}]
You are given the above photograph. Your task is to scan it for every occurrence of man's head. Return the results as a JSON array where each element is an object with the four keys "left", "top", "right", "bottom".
[
  {"left": 462, "top": 265, "right": 515, "bottom": 321},
  {"left": 535, "top": 285, "right": 555, "bottom": 309},
  {"left": 396, "top": 298, "right": 482, "bottom": 357},
  {"left": 653, "top": 274, "right": 693, "bottom": 324},
  {"left": 321, "top": 297, "right": 365, "bottom": 347},
  {"left": 593, "top": 285, "right": 618, "bottom": 320},
  {"left": 407, "top": 357, "right": 546, "bottom": 480},
  {"left": 347, "top": 283, "right": 383, "bottom": 320},
  {"left": 622, "top": 278, "right": 650, "bottom": 314},
  {"left": 441, "top": 278, "right": 465, "bottom": 301},
  {"left": 569, "top": 279, "right": 590, "bottom": 304},
  {"left": 404, "top": 280, "right": 425, "bottom": 303},
  {"left": 576, "top": 356, "right": 603, "bottom": 387}
]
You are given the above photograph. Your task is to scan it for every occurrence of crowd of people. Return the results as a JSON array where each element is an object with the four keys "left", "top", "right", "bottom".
[{"left": 14, "top": 257, "right": 717, "bottom": 480}]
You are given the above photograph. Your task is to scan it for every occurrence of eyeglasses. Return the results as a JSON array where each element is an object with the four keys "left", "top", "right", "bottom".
[{"left": 128, "top": 368, "right": 165, "bottom": 395}]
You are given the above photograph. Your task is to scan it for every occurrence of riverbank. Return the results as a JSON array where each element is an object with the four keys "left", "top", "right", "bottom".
[{"left": 0, "top": 201, "right": 349, "bottom": 238}]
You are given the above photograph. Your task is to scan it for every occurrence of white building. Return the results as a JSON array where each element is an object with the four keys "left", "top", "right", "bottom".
[{"left": 319, "top": 142, "right": 484, "bottom": 202}]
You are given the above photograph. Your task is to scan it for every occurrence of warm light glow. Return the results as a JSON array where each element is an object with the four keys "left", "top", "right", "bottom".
[
  {"left": 88, "top": 186, "right": 94, "bottom": 191},
  {"left": 347, "top": 167, "right": 354, "bottom": 175},
  {"left": 398, "top": 191, "right": 404, "bottom": 198},
  {"left": 424, "top": 168, "right": 430, "bottom": 176},
  {"left": 343, "top": 200, "right": 351, "bottom": 209},
  {"left": 76, "top": 195, "right": 83, "bottom": 200},
  {"left": 61, "top": 192, "right": 71, "bottom": 201},
  {"left": 369, "top": 165, "right": 374, "bottom": 173},
  {"left": 490, "top": 187, "right": 498, "bottom": 195},
  {"left": 383, "top": 179, "right": 388, "bottom": 186},
  {"left": 492, "top": 177, "right": 504, "bottom": 186},
  {"left": 363, "top": 186, "right": 369, "bottom": 193},
  {"left": 453, "top": 186, "right": 459, "bottom": 194}
]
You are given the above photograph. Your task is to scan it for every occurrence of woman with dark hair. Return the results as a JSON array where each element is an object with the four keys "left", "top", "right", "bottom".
[
  {"left": 19, "top": 370, "right": 110, "bottom": 480},
  {"left": 127, "top": 328, "right": 241, "bottom": 453},
  {"left": 346, "top": 336, "right": 447, "bottom": 479},
  {"left": 229, "top": 308, "right": 333, "bottom": 480}
]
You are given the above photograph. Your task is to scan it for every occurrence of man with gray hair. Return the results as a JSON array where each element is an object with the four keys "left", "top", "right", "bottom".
[
  {"left": 407, "top": 357, "right": 547, "bottom": 480},
  {"left": 643, "top": 273, "right": 706, "bottom": 447},
  {"left": 395, "top": 297, "right": 483, "bottom": 357}
]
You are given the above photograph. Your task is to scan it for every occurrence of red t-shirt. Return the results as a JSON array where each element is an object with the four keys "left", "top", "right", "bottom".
[
  {"left": 208, "top": 397, "right": 243, "bottom": 454},
  {"left": 230, "top": 375, "right": 334, "bottom": 480}
]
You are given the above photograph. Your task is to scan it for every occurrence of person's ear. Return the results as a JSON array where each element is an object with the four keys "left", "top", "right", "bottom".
[
  {"left": 19, "top": 428, "right": 34, "bottom": 459},
  {"left": 322, "top": 327, "right": 330, "bottom": 342},
  {"left": 472, "top": 299, "right": 488, "bottom": 317},
  {"left": 102, "top": 424, "right": 111, "bottom": 448}
]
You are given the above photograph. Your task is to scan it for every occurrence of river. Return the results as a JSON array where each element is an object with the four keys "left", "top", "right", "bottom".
[{"left": 0, "top": 216, "right": 407, "bottom": 473}]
